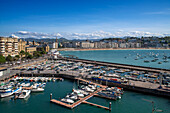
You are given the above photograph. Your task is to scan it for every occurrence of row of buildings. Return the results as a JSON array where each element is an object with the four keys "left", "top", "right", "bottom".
[
  {"left": 62, "top": 37, "right": 169, "bottom": 49},
  {"left": 0, "top": 36, "right": 58, "bottom": 57},
  {"left": 62, "top": 41, "right": 142, "bottom": 48},
  {"left": 0, "top": 36, "right": 169, "bottom": 57}
]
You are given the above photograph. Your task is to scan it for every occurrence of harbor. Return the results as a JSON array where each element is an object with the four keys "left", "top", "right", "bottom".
[
  {"left": 0, "top": 50, "right": 170, "bottom": 113},
  {"left": 7, "top": 57, "right": 169, "bottom": 98}
]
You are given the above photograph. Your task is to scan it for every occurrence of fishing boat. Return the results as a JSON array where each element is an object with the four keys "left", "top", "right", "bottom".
[
  {"left": 163, "top": 60, "right": 168, "bottom": 63},
  {"left": 158, "top": 62, "right": 162, "bottom": 64},
  {"left": 18, "top": 90, "right": 31, "bottom": 99},
  {"left": 151, "top": 59, "right": 156, "bottom": 62},
  {"left": 144, "top": 60, "right": 150, "bottom": 63}
]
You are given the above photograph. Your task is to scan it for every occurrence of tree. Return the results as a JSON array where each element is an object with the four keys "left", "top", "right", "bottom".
[
  {"left": 41, "top": 50, "right": 46, "bottom": 54},
  {"left": 0, "top": 55, "right": 6, "bottom": 63},
  {"left": 13, "top": 57, "right": 18, "bottom": 61},
  {"left": 25, "top": 52, "right": 30, "bottom": 58},
  {"left": 19, "top": 50, "right": 25, "bottom": 58},
  {"left": 15, "top": 55, "right": 20, "bottom": 59},
  {"left": 13, "top": 55, "right": 20, "bottom": 61},
  {"left": 6, "top": 55, "right": 13, "bottom": 61},
  {"left": 27, "top": 54, "right": 33, "bottom": 59},
  {"left": 33, "top": 51, "right": 41, "bottom": 58}
]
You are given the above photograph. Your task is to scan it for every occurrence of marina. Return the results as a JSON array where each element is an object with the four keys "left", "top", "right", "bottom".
[
  {"left": 50, "top": 78, "right": 113, "bottom": 111},
  {"left": 9, "top": 57, "right": 170, "bottom": 97},
  {"left": 0, "top": 50, "right": 170, "bottom": 113}
]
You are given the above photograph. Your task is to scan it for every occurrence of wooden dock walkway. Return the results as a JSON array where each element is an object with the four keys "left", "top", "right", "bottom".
[
  {"left": 50, "top": 87, "right": 106, "bottom": 109},
  {"left": 82, "top": 101, "right": 110, "bottom": 110},
  {"left": 50, "top": 78, "right": 112, "bottom": 110},
  {"left": 50, "top": 99, "right": 72, "bottom": 108}
]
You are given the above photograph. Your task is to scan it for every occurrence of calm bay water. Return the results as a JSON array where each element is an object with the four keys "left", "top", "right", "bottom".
[
  {"left": 60, "top": 49, "right": 170, "bottom": 69},
  {"left": 1, "top": 80, "right": 170, "bottom": 113},
  {"left": 1, "top": 50, "right": 170, "bottom": 113}
]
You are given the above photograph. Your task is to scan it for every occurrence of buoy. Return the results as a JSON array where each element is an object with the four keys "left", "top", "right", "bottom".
[
  {"left": 109, "top": 102, "right": 112, "bottom": 111},
  {"left": 50, "top": 93, "right": 52, "bottom": 100}
]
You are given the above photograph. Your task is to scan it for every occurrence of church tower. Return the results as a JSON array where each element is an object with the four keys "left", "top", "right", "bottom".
[{"left": 54, "top": 37, "right": 58, "bottom": 48}]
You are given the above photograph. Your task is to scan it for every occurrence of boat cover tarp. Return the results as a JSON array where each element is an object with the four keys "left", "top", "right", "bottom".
[{"left": 92, "top": 78, "right": 121, "bottom": 84}]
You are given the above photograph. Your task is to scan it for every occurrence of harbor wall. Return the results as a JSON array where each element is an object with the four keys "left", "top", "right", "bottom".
[
  {"left": 90, "top": 78, "right": 170, "bottom": 98},
  {"left": 60, "top": 57, "right": 170, "bottom": 73},
  {"left": 18, "top": 73, "right": 170, "bottom": 98}
]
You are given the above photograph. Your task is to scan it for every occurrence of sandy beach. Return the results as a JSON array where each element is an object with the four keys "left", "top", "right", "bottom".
[{"left": 57, "top": 48, "right": 170, "bottom": 51}]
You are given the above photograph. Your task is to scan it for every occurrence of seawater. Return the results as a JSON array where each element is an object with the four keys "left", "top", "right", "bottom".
[
  {"left": 60, "top": 49, "right": 170, "bottom": 69},
  {"left": 0, "top": 80, "right": 170, "bottom": 113},
  {"left": 1, "top": 50, "right": 170, "bottom": 113}
]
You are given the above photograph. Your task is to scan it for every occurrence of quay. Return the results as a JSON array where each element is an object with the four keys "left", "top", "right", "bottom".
[
  {"left": 0, "top": 58, "right": 47, "bottom": 81},
  {"left": 1, "top": 57, "right": 170, "bottom": 98},
  {"left": 16, "top": 68, "right": 170, "bottom": 97}
]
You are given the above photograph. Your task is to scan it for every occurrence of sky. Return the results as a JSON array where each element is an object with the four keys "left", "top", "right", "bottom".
[{"left": 0, "top": 0, "right": 170, "bottom": 39}]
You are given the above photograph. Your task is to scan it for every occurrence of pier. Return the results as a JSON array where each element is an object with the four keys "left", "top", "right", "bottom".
[
  {"left": 82, "top": 101, "right": 110, "bottom": 110},
  {"left": 50, "top": 78, "right": 110, "bottom": 110}
]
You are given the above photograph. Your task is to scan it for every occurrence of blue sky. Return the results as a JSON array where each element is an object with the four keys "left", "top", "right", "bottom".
[{"left": 0, "top": 0, "right": 170, "bottom": 39}]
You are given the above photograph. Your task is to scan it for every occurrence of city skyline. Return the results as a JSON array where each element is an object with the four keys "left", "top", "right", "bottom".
[{"left": 0, "top": 0, "right": 170, "bottom": 39}]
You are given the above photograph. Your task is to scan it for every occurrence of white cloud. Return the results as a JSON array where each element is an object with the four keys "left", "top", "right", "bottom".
[
  {"left": 9, "top": 34, "right": 20, "bottom": 38},
  {"left": 15, "top": 31, "right": 62, "bottom": 39},
  {"left": 14, "top": 30, "right": 170, "bottom": 40}
]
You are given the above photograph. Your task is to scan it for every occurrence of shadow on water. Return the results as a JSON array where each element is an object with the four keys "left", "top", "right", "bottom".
[{"left": 0, "top": 95, "right": 14, "bottom": 102}]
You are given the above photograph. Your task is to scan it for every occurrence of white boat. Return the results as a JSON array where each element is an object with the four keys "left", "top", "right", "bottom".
[
  {"left": 78, "top": 90, "right": 89, "bottom": 96},
  {"left": 61, "top": 98, "right": 74, "bottom": 104},
  {"left": 40, "top": 83, "right": 46, "bottom": 88},
  {"left": 18, "top": 90, "right": 31, "bottom": 99},
  {"left": 83, "top": 86, "right": 94, "bottom": 92},
  {"left": 31, "top": 87, "right": 44, "bottom": 92},
  {"left": 70, "top": 95, "right": 78, "bottom": 100},
  {"left": 31, "top": 84, "right": 44, "bottom": 92},
  {"left": 21, "top": 83, "right": 30, "bottom": 87},
  {"left": 52, "top": 78, "right": 56, "bottom": 82},
  {"left": 0, "top": 87, "right": 13, "bottom": 98},
  {"left": 88, "top": 85, "right": 96, "bottom": 90}
]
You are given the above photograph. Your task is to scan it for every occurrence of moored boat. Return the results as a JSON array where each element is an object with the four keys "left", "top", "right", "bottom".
[
  {"left": 0, "top": 87, "right": 13, "bottom": 98},
  {"left": 18, "top": 90, "right": 31, "bottom": 99}
]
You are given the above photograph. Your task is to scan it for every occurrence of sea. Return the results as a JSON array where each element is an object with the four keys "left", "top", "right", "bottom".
[
  {"left": 0, "top": 50, "right": 170, "bottom": 113},
  {"left": 60, "top": 49, "right": 170, "bottom": 69}
]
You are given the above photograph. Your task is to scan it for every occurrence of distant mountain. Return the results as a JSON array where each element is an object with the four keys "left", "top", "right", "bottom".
[
  {"left": 20, "top": 37, "right": 103, "bottom": 43},
  {"left": 21, "top": 37, "right": 69, "bottom": 43}
]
